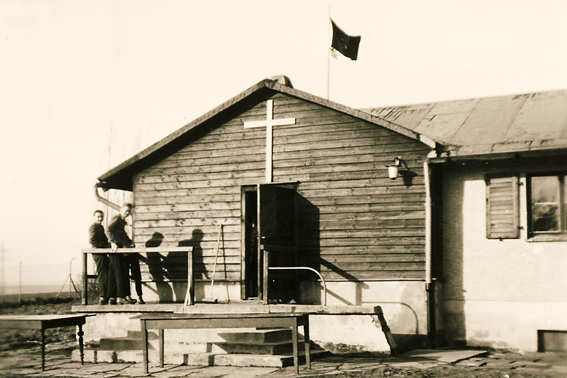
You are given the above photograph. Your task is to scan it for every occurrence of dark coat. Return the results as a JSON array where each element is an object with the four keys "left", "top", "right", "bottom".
[
  {"left": 89, "top": 223, "right": 109, "bottom": 248},
  {"left": 106, "top": 215, "right": 133, "bottom": 247}
]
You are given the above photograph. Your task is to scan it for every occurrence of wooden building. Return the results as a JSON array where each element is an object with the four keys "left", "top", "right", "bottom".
[
  {"left": 96, "top": 77, "right": 567, "bottom": 353},
  {"left": 96, "top": 78, "right": 437, "bottom": 351}
]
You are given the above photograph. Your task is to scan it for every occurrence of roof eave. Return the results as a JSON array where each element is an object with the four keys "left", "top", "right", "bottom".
[
  {"left": 98, "top": 79, "right": 439, "bottom": 190},
  {"left": 97, "top": 79, "right": 276, "bottom": 190},
  {"left": 435, "top": 144, "right": 567, "bottom": 162},
  {"left": 266, "top": 80, "right": 435, "bottom": 146}
]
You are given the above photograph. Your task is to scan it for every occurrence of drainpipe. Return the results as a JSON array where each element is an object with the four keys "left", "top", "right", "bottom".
[
  {"left": 424, "top": 151, "right": 435, "bottom": 347},
  {"left": 424, "top": 160, "right": 432, "bottom": 286},
  {"left": 94, "top": 183, "right": 121, "bottom": 211}
]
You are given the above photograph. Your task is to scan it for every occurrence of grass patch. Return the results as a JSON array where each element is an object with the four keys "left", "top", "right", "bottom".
[{"left": 0, "top": 294, "right": 81, "bottom": 351}]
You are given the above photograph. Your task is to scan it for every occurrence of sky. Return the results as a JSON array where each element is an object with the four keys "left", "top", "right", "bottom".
[{"left": 2, "top": 0, "right": 567, "bottom": 288}]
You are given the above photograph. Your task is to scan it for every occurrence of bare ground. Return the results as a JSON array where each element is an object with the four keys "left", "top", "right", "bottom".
[{"left": 0, "top": 296, "right": 565, "bottom": 377}]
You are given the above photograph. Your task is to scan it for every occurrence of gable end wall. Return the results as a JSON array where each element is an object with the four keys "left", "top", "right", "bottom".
[{"left": 132, "top": 93, "right": 432, "bottom": 284}]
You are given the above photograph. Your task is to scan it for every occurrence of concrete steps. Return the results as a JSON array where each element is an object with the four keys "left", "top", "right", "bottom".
[
  {"left": 215, "top": 340, "right": 302, "bottom": 355},
  {"left": 75, "top": 327, "right": 328, "bottom": 367},
  {"left": 216, "top": 328, "right": 293, "bottom": 344},
  {"left": 99, "top": 331, "right": 147, "bottom": 350},
  {"left": 186, "top": 350, "right": 327, "bottom": 368}
]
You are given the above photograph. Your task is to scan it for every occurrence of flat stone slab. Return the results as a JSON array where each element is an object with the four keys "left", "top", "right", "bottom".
[
  {"left": 400, "top": 349, "right": 488, "bottom": 364},
  {"left": 220, "top": 366, "right": 280, "bottom": 377},
  {"left": 388, "top": 361, "right": 445, "bottom": 369}
]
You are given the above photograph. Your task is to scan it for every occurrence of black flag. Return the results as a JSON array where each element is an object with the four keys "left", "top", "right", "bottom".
[{"left": 331, "top": 20, "right": 361, "bottom": 61}]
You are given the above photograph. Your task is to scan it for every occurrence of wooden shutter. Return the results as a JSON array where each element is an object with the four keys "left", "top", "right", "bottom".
[{"left": 486, "top": 175, "right": 520, "bottom": 239}]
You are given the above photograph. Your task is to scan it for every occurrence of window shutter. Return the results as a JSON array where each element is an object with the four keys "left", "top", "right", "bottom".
[{"left": 486, "top": 175, "right": 520, "bottom": 239}]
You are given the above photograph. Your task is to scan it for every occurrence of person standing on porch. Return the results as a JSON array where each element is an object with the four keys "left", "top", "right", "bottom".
[
  {"left": 89, "top": 210, "right": 117, "bottom": 305},
  {"left": 106, "top": 204, "right": 142, "bottom": 304}
]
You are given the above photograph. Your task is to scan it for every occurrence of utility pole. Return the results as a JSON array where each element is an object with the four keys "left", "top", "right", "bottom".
[{"left": 19, "top": 261, "right": 22, "bottom": 305}]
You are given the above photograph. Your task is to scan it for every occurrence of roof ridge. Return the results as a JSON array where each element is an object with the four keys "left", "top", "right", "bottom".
[
  {"left": 360, "top": 88, "right": 567, "bottom": 111},
  {"left": 98, "top": 78, "right": 437, "bottom": 190}
]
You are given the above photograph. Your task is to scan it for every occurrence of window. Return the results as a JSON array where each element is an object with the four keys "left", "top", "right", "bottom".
[
  {"left": 529, "top": 174, "right": 567, "bottom": 234},
  {"left": 486, "top": 175, "right": 520, "bottom": 239}
]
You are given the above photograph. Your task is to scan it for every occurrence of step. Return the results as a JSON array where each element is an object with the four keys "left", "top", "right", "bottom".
[
  {"left": 214, "top": 340, "right": 305, "bottom": 355},
  {"left": 96, "top": 339, "right": 228, "bottom": 354},
  {"left": 99, "top": 336, "right": 144, "bottom": 350},
  {"left": 215, "top": 328, "right": 292, "bottom": 344},
  {"left": 73, "top": 349, "right": 185, "bottom": 364},
  {"left": 125, "top": 328, "right": 292, "bottom": 344},
  {"left": 126, "top": 327, "right": 279, "bottom": 344},
  {"left": 74, "top": 347, "right": 328, "bottom": 367},
  {"left": 92, "top": 340, "right": 303, "bottom": 356},
  {"left": 98, "top": 328, "right": 294, "bottom": 351},
  {"left": 186, "top": 350, "right": 329, "bottom": 368}
]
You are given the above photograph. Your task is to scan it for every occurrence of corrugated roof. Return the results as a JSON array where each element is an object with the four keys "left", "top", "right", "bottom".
[{"left": 362, "top": 90, "right": 567, "bottom": 157}]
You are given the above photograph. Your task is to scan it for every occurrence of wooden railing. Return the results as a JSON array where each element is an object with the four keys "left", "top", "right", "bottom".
[{"left": 81, "top": 247, "right": 193, "bottom": 306}]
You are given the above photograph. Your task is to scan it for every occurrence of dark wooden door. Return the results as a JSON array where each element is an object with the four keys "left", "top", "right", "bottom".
[{"left": 258, "top": 184, "right": 299, "bottom": 304}]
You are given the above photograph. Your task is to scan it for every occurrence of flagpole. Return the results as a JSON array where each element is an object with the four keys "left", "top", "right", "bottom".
[{"left": 327, "top": 7, "right": 331, "bottom": 100}]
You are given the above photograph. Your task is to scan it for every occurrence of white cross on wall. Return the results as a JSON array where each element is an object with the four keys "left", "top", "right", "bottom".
[{"left": 244, "top": 100, "right": 296, "bottom": 182}]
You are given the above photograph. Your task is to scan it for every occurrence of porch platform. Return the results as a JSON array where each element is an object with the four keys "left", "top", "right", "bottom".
[
  {"left": 72, "top": 302, "right": 388, "bottom": 316},
  {"left": 71, "top": 303, "right": 397, "bottom": 367}
]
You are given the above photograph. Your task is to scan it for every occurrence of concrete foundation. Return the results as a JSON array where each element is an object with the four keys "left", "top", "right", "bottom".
[{"left": 94, "top": 278, "right": 429, "bottom": 355}]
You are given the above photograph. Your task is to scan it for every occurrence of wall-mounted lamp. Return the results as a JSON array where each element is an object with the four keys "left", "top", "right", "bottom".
[{"left": 386, "top": 156, "right": 406, "bottom": 180}]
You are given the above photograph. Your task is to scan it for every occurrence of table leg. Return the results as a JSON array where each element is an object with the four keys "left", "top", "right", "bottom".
[
  {"left": 303, "top": 316, "right": 311, "bottom": 370},
  {"left": 82, "top": 252, "right": 88, "bottom": 305},
  {"left": 77, "top": 325, "right": 84, "bottom": 364},
  {"left": 291, "top": 320, "right": 299, "bottom": 374},
  {"left": 40, "top": 328, "right": 45, "bottom": 371},
  {"left": 159, "top": 329, "right": 164, "bottom": 367},
  {"left": 141, "top": 320, "right": 149, "bottom": 374}
]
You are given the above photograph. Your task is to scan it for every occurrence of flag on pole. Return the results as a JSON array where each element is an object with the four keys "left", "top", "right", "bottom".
[{"left": 330, "top": 19, "right": 361, "bottom": 61}]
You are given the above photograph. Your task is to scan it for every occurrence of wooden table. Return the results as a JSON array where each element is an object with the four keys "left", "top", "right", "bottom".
[
  {"left": 0, "top": 314, "right": 89, "bottom": 371},
  {"left": 134, "top": 313, "right": 310, "bottom": 374}
]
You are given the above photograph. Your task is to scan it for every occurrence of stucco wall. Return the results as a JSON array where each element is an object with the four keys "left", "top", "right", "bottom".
[
  {"left": 301, "top": 280, "right": 427, "bottom": 352},
  {"left": 442, "top": 162, "right": 567, "bottom": 351}
]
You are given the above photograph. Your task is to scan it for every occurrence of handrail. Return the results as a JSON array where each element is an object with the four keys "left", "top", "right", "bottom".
[
  {"left": 82, "top": 247, "right": 191, "bottom": 254},
  {"left": 268, "top": 266, "right": 327, "bottom": 306},
  {"left": 82, "top": 247, "right": 193, "bottom": 306}
]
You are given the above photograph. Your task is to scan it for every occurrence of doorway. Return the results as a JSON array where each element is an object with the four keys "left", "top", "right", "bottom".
[
  {"left": 242, "top": 187, "right": 260, "bottom": 299},
  {"left": 241, "top": 183, "right": 299, "bottom": 302}
]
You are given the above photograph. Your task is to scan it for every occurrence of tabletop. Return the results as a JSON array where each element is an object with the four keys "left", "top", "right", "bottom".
[{"left": 0, "top": 314, "right": 91, "bottom": 329}]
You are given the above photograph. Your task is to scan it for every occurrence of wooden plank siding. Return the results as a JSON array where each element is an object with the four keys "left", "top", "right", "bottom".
[{"left": 132, "top": 92, "right": 431, "bottom": 284}]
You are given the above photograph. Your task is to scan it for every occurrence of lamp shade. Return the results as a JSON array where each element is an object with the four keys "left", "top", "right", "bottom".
[{"left": 388, "top": 165, "right": 399, "bottom": 180}]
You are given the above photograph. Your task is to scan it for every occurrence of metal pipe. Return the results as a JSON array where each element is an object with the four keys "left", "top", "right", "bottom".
[
  {"left": 268, "top": 266, "right": 327, "bottom": 306},
  {"left": 424, "top": 160, "right": 432, "bottom": 285},
  {"left": 94, "top": 183, "right": 120, "bottom": 211},
  {"left": 424, "top": 152, "right": 438, "bottom": 347}
]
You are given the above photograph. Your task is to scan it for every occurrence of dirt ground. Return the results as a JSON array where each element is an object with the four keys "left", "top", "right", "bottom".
[
  {"left": 320, "top": 365, "right": 549, "bottom": 377},
  {"left": 1, "top": 344, "right": 565, "bottom": 378},
  {"left": 1, "top": 297, "right": 565, "bottom": 378},
  {"left": 0, "top": 295, "right": 78, "bottom": 352},
  {"left": 297, "top": 350, "right": 567, "bottom": 378}
]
